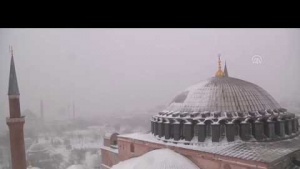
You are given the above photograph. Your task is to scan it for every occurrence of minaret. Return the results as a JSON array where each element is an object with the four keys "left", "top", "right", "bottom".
[
  {"left": 215, "top": 54, "right": 225, "bottom": 77},
  {"left": 223, "top": 61, "right": 229, "bottom": 77},
  {"left": 40, "top": 100, "right": 44, "bottom": 121},
  {"left": 6, "top": 46, "right": 27, "bottom": 169}
]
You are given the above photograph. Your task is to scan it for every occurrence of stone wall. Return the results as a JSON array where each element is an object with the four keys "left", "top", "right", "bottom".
[
  {"left": 100, "top": 148, "right": 119, "bottom": 168},
  {"left": 116, "top": 137, "right": 269, "bottom": 169}
]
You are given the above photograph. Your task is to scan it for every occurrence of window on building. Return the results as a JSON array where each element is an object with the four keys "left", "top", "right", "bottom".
[{"left": 130, "top": 143, "right": 134, "bottom": 153}]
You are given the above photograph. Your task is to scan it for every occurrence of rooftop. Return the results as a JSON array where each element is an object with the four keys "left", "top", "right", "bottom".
[{"left": 119, "top": 132, "right": 300, "bottom": 164}]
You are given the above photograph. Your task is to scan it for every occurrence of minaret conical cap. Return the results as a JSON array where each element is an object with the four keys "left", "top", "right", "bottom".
[{"left": 8, "top": 47, "right": 20, "bottom": 95}]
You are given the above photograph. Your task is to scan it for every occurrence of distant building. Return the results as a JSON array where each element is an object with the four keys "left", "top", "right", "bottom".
[
  {"left": 26, "top": 143, "right": 56, "bottom": 168},
  {"left": 101, "top": 56, "right": 300, "bottom": 169},
  {"left": 101, "top": 133, "right": 119, "bottom": 168}
]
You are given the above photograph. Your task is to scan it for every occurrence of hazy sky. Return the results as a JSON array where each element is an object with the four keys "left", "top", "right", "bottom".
[{"left": 1, "top": 28, "right": 300, "bottom": 121}]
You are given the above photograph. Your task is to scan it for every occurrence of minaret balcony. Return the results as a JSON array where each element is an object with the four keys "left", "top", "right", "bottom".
[{"left": 6, "top": 116, "right": 25, "bottom": 124}]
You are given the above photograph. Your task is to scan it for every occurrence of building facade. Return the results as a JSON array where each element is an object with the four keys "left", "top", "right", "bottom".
[{"left": 101, "top": 56, "right": 300, "bottom": 169}]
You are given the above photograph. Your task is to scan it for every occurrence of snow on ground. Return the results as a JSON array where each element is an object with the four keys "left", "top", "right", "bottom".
[
  {"left": 27, "top": 167, "right": 41, "bottom": 169},
  {"left": 66, "top": 164, "right": 87, "bottom": 169},
  {"left": 70, "top": 138, "right": 103, "bottom": 149},
  {"left": 55, "top": 147, "right": 71, "bottom": 164},
  {"left": 84, "top": 151, "right": 101, "bottom": 168},
  {"left": 111, "top": 149, "right": 200, "bottom": 169}
]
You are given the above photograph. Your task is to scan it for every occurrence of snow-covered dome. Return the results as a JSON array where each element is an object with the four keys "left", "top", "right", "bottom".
[
  {"left": 66, "top": 165, "right": 87, "bottom": 169},
  {"left": 111, "top": 149, "right": 200, "bottom": 169},
  {"left": 151, "top": 58, "right": 299, "bottom": 143},
  {"left": 166, "top": 77, "right": 281, "bottom": 113}
]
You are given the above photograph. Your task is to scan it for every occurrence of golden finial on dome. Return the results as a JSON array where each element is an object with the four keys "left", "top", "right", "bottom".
[{"left": 215, "top": 54, "right": 225, "bottom": 77}]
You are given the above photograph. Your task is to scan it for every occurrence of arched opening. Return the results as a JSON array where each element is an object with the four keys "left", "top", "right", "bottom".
[
  {"left": 205, "top": 120, "right": 212, "bottom": 137},
  {"left": 233, "top": 119, "right": 241, "bottom": 137},
  {"left": 247, "top": 118, "right": 255, "bottom": 136},
  {"left": 194, "top": 120, "right": 200, "bottom": 136},
  {"left": 158, "top": 118, "right": 165, "bottom": 138},
  {"left": 263, "top": 118, "right": 276, "bottom": 138},
  {"left": 130, "top": 143, "right": 134, "bottom": 153},
  {"left": 172, "top": 120, "right": 181, "bottom": 141},
  {"left": 274, "top": 117, "right": 285, "bottom": 137},
  {"left": 170, "top": 119, "right": 174, "bottom": 138},
  {"left": 180, "top": 120, "right": 184, "bottom": 140},
  {"left": 219, "top": 119, "right": 227, "bottom": 137},
  {"left": 261, "top": 119, "right": 268, "bottom": 137}
]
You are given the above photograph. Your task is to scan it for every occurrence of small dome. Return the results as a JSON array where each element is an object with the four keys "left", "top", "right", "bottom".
[{"left": 111, "top": 149, "right": 200, "bottom": 169}]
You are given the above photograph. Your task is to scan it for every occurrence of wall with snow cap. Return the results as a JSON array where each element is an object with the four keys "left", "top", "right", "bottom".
[{"left": 115, "top": 135, "right": 268, "bottom": 169}]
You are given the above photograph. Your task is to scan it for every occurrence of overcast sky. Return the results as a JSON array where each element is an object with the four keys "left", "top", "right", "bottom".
[{"left": 1, "top": 28, "right": 300, "bottom": 121}]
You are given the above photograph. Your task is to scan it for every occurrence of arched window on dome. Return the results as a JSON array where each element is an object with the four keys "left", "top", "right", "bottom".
[
  {"left": 247, "top": 119, "right": 255, "bottom": 136},
  {"left": 170, "top": 119, "right": 174, "bottom": 138},
  {"left": 180, "top": 121, "right": 184, "bottom": 139},
  {"left": 261, "top": 119, "right": 269, "bottom": 137},
  {"left": 233, "top": 119, "right": 241, "bottom": 136},
  {"left": 219, "top": 120, "right": 227, "bottom": 137},
  {"left": 194, "top": 123, "right": 199, "bottom": 136},
  {"left": 205, "top": 120, "right": 212, "bottom": 137}
]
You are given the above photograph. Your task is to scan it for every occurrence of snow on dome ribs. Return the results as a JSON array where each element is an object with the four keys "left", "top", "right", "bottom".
[{"left": 151, "top": 59, "right": 299, "bottom": 144}]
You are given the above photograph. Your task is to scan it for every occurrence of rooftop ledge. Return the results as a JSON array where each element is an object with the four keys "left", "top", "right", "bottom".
[{"left": 118, "top": 132, "right": 300, "bottom": 164}]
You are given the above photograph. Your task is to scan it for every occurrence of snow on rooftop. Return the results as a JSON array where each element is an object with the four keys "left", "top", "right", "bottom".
[
  {"left": 119, "top": 132, "right": 242, "bottom": 152},
  {"left": 66, "top": 165, "right": 87, "bottom": 169},
  {"left": 71, "top": 140, "right": 102, "bottom": 149},
  {"left": 119, "top": 132, "right": 300, "bottom": 163},
  {"left": 100, "top": 145, "right": 119, "bottom": 154},
  {"left": 27, "top": 167, "right": 41, "bottom": 169},
  {"left": 111, "top": 149, "right": 200, "bottom": 169}
]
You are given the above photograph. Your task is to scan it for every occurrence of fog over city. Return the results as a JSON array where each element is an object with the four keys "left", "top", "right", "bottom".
[
  {"left": 1, "top": 28, "right": 300, "bottom": 169},
  {"left": 1, "top": 28, "right": 300, "bottom": 122}
]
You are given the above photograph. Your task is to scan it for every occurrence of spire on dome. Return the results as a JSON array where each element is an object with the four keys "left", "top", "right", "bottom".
[
  {"left": 8, "top": 46, "right": 20, "bottom": 95},
  {"left": 223, "top": 61, "right": 229, "bottom": 77},
  {"left": 215, "top": 54, "right": 224, "bottom": 77}
]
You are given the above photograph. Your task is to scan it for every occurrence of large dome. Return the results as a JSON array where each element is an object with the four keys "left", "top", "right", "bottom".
[
  {"left": 166, "top": 77, "right": 281, "bottom": 113},
  {"left": 151, "top": 57, "right": 299, "bottom": 143}
]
